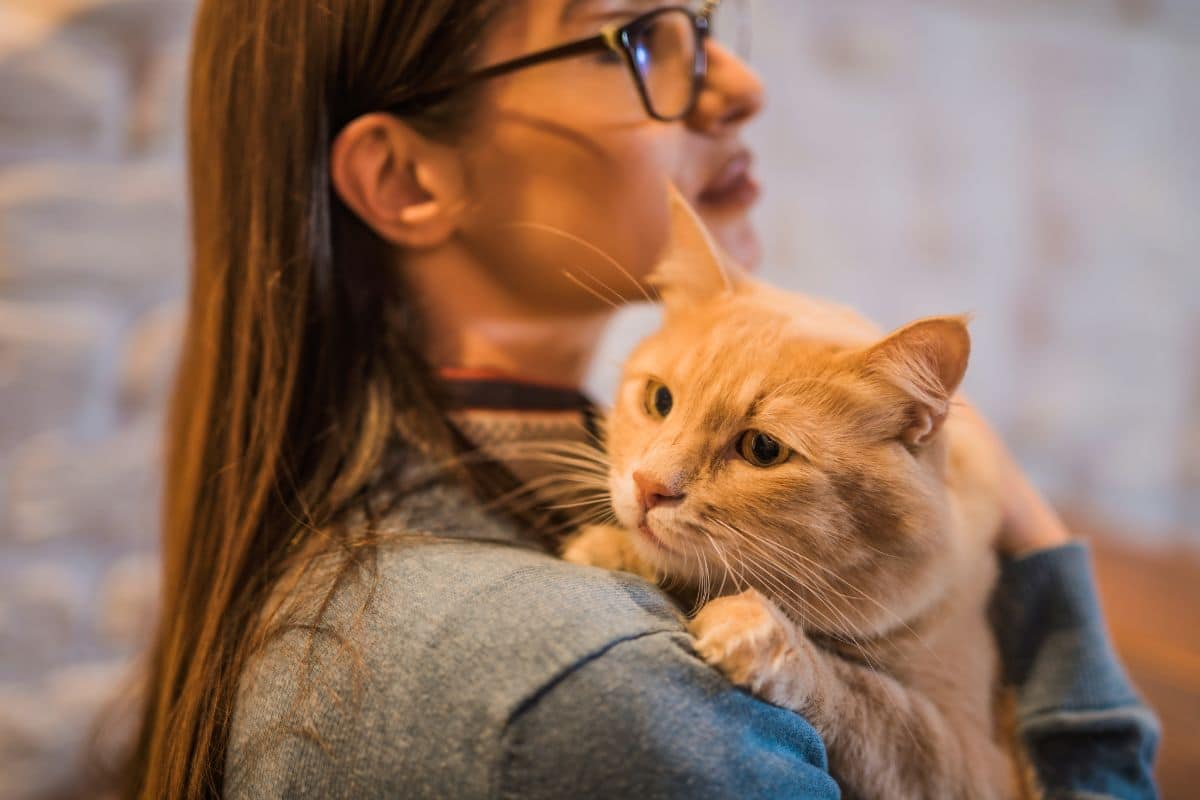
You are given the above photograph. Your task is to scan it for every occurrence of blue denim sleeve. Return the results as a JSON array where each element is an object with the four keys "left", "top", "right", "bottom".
[
  {"left": 497, "top": 628, "right": 841, "bottom": 800},
  {"left": 991, "top": 541, "right": 1161, "bottom": 799}
]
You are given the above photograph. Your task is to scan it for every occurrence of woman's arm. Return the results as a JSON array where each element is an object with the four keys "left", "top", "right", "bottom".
[
  {"left": 497, "top": 629, "right": 840, "bottom": 799},
  {"left": 958, "top": 399, "right": 1160, "bottom": 796}
]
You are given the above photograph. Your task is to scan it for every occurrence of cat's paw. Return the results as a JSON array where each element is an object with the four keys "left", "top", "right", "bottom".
[
  {"left": 560, "top": 525, "right": 626, "bottom": 569},
  {"left": 560, "top": 525, "right": 657, "bottom": 582},
  {"left": 688, "top": 589, "right": 810, "bottom": 701}
]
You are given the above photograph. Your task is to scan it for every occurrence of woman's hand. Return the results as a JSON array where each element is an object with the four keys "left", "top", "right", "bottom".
[{"left": 955, "top": 395, "right": 1073, "bottom": 557}]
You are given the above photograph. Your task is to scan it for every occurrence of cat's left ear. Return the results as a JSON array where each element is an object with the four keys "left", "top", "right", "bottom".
[
  {"left": 861, "top": 315, "right": 972, "bottom": 448},
  {"left": 648, "top": 183, "right": 746, "bottom": 314}
]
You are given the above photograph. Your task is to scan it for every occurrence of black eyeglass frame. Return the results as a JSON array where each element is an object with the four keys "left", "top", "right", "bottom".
[{"left": 382, "top": 3, "right": 719, "bottom": 123}]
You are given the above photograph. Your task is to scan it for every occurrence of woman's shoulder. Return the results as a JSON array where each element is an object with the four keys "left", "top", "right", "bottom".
[
  {"left": 365, "top": 535, "right": 693, "bottom": 683},
  {"left": 224, "top": 535, "right": 690, "bottom": 797}
]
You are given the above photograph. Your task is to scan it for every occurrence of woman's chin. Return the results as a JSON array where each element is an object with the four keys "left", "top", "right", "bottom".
[{"left": 706, "top": 215, "right": 763, "bottom": 273}]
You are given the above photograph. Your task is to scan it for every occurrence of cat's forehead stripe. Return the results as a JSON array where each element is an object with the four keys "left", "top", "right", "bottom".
[{"left": 696, "top": 371, "right": 763, "bottom": 432}]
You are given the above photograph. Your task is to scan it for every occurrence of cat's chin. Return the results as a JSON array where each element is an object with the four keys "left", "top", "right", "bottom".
[
  {"left": 636, "top": 520, "right": 680, "bottom": 556},
  {"left": 627, "top": 523, "right": 689, "bottom": 576}
]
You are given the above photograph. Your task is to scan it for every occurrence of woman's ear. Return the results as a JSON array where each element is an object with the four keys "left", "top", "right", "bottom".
[{"left": 330, "top": 113, "right": 467, "bottom": 249}]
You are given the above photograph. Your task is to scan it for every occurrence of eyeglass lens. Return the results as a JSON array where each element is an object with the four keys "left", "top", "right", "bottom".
[
  {"left": 624, "top": 2, "right": 752, "bottom": 120},
  {"left": 626, "top": 10, "right": 700, "bottom": 119}
]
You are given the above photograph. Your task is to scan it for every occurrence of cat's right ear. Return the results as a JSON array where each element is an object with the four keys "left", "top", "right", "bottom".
[
  {"left": 861, "top": 315, "right": 972, "bottom": 448},
  {"left": 648, "top": 184, "right": 745, "bottom": 314}
]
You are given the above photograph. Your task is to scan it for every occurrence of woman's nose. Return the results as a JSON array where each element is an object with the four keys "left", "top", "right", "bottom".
[{"left": 686, "top": 40, "right": 765, "bottom": 134}]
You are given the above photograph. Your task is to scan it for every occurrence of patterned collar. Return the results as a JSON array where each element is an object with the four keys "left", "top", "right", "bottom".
[{"left": 438, "top": 367, "right": 603, "bottom": 446}]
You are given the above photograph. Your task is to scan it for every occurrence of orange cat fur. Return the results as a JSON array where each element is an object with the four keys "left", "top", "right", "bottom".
[{"left": 562, "top": 190, "right": 1035, "bottom": 799}]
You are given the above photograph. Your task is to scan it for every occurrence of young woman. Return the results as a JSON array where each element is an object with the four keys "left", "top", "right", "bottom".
[{"left": 125, "top": 1, "right": 1159, "bottom": 797}]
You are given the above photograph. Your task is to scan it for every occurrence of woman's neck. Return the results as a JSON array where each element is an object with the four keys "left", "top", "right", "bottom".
[
  {"left": 428, "top": 314, "right": 611, "bottom": 388},
  {"left": 402, "top": 243, "right": 615, "bottom": 388}
]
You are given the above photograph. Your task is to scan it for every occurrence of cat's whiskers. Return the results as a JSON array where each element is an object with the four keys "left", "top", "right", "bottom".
[
  {"left": 543, "top": 493, "right": 612, "bottom": 510},
  {"left": 714, "top": 517, "right": 943, "bottom": 677},
  {"left": 478, "top": 440, "right": 610, "bottom": 471},
  {"left": 743, "top": 543, "right": 925, "bottom": 752},
  {"left": 692, "top": 537, "right": 710, "bottom": 611},
  {"left": 480, "top": 471, "right": 603, "bottom": 506},
  {"left": 705, "top": 518, "right": 898, "bottom": 684},
  {"left": 542, "top": 505, "right": 619, "bottom": 539},
  {"left": 543, "top": 439, "right": 610, "bottom": 459},
  {"left": 733, "top": 542, "right": 860, "bottom": 644},
  {"left": 470, "top": 448, "right": 610, "bottom": 501},
  {"left": 658, "top": 538, "right": 692, "bottom": 598},
  {"left": 503, "top": 462, "right": 607, "bottom": 488},
  {"left": 532, "top": 452, "right": 611, "bottom": 479},
  {"left": 564, "top": 265, "right": 627, "bottom": 307},
  {"left": 500, "top": 220, "right": 659, "bottom": 303},
  {"left": 851, "top": 538, "right": 901, "bottom": 562},
  {"left": 455, "top": 438, "right": 624, "bottom": 538},
  {"left": 562, "top": 269, "right": 622, "bottom": 311},
  {"left": 474, "top": 470, "right": 612, "bottom": 531},
  {"left": 712, "top": 530, "right": 740, "bottom": 598},
  {"left": 705, "top": 523, "right": 847, "bottom": 630},
  {"left": 699, "top": 529, "right": 737, "bottom": 602},
  {"left": 731, "top": 546, "right": 857, "bottom": 652},
  {"left": 697, "top": 535, "right": 719, "bottom": 612},
  {"left": 731, "top": 543, "right": 911, "bottom": 744},
  {"left": 410, "top": 442, "right": 610, "bottom": 493},
  {"left": 705, "top": 518, "right": 860, "bottom": 612},
  {"left": 502, "top": 465, "right": 605, "bottom": 487},
  {"left": 724, "top": 518, "right": 918, "bottom": 638},
  {"left": 767, "top": 540, "right": 940, "bottom": 664},
  {"left": 729, "top": 522, "right": 867, "bottom": 605},
  {"left": 743, "top": 565, "right": 847, "bottom": 654}
]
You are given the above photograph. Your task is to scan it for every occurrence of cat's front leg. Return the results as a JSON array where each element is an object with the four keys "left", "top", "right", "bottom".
[
  {"left": 560, "top": 524, "right": 659, "bottom": 583},
  {"left": 688, "top": 588, "right": 819, "bottom": 706},
  {"left": 690, "top": 590, "right": 1016, "bottom": 800}
]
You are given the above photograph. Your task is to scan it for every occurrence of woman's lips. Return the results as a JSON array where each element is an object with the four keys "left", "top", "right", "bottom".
[{"left": 698, "top": 151, "right": 761, "bottom": 210}]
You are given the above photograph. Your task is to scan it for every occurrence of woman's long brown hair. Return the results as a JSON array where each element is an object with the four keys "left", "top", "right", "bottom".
[{"left": 122, "top": 1, "right": 518, "bottom": 796}]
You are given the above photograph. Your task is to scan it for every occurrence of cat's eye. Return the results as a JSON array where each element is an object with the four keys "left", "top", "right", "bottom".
[
  {"left": 643, "top": 380, "right": 673, "bottom": 419},
  {"left": 738, "top": 430, "right": 790, "bottom": 467}
]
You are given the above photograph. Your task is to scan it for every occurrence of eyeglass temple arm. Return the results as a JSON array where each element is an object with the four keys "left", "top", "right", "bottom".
[{"left": 384, "top": 31, "right": 616, "bottom": 112}]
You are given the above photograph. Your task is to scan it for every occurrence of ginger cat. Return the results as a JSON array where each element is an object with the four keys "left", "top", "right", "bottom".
[{"left": 562, "top": 190, "right": 1036, "bottom": 799}]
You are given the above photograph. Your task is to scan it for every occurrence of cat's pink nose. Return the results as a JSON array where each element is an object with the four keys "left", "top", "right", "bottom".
[{"left": 633, "top": 470, "right": 683, "bottom": 512}]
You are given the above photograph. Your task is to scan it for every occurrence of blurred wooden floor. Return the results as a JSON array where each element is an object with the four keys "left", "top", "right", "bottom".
[{"left": 1074, "top": 513, "right": 1200, "bottom": 800}]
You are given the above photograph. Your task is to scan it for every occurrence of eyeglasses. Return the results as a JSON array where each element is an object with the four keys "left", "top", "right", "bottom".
[{"left": 383, "top": 2, "right": 728, "bottom": 123}]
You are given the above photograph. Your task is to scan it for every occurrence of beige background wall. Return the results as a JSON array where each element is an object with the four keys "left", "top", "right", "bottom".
[{"left": 1, "top": 1, "right": 1196, "bottom": 797}]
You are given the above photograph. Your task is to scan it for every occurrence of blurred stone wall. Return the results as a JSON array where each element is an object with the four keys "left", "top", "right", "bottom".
[
  {"left": 0, "top": 0, "right": 1197, "bottom": 797},
  {"left": 0, "top": 1, "right": 192, "bottom": 797}
]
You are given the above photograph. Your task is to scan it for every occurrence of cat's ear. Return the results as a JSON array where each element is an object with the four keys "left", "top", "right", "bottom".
[
  {"left": 862, "top": 315, "right": 972, "bottom": 448},
  {"left": 648, "top": 183, "right": 745, "bottom": 313}
]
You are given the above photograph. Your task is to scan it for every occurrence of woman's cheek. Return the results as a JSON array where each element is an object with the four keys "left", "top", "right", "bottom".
[{"left": 615, "top": 141, "right": 676, "bottom": 272}]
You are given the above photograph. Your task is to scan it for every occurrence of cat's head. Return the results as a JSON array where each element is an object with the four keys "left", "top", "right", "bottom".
[{"left": 605, "top": 190, "right": 973, "bottom": 638}]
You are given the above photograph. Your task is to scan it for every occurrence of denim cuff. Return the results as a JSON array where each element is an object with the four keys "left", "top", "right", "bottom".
[
  {"left": 990, "top": 541, "right": 1162, "bottom": 799},
  {"left": 993, "top": 541, "right": 1141, "bottom": 716}
]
